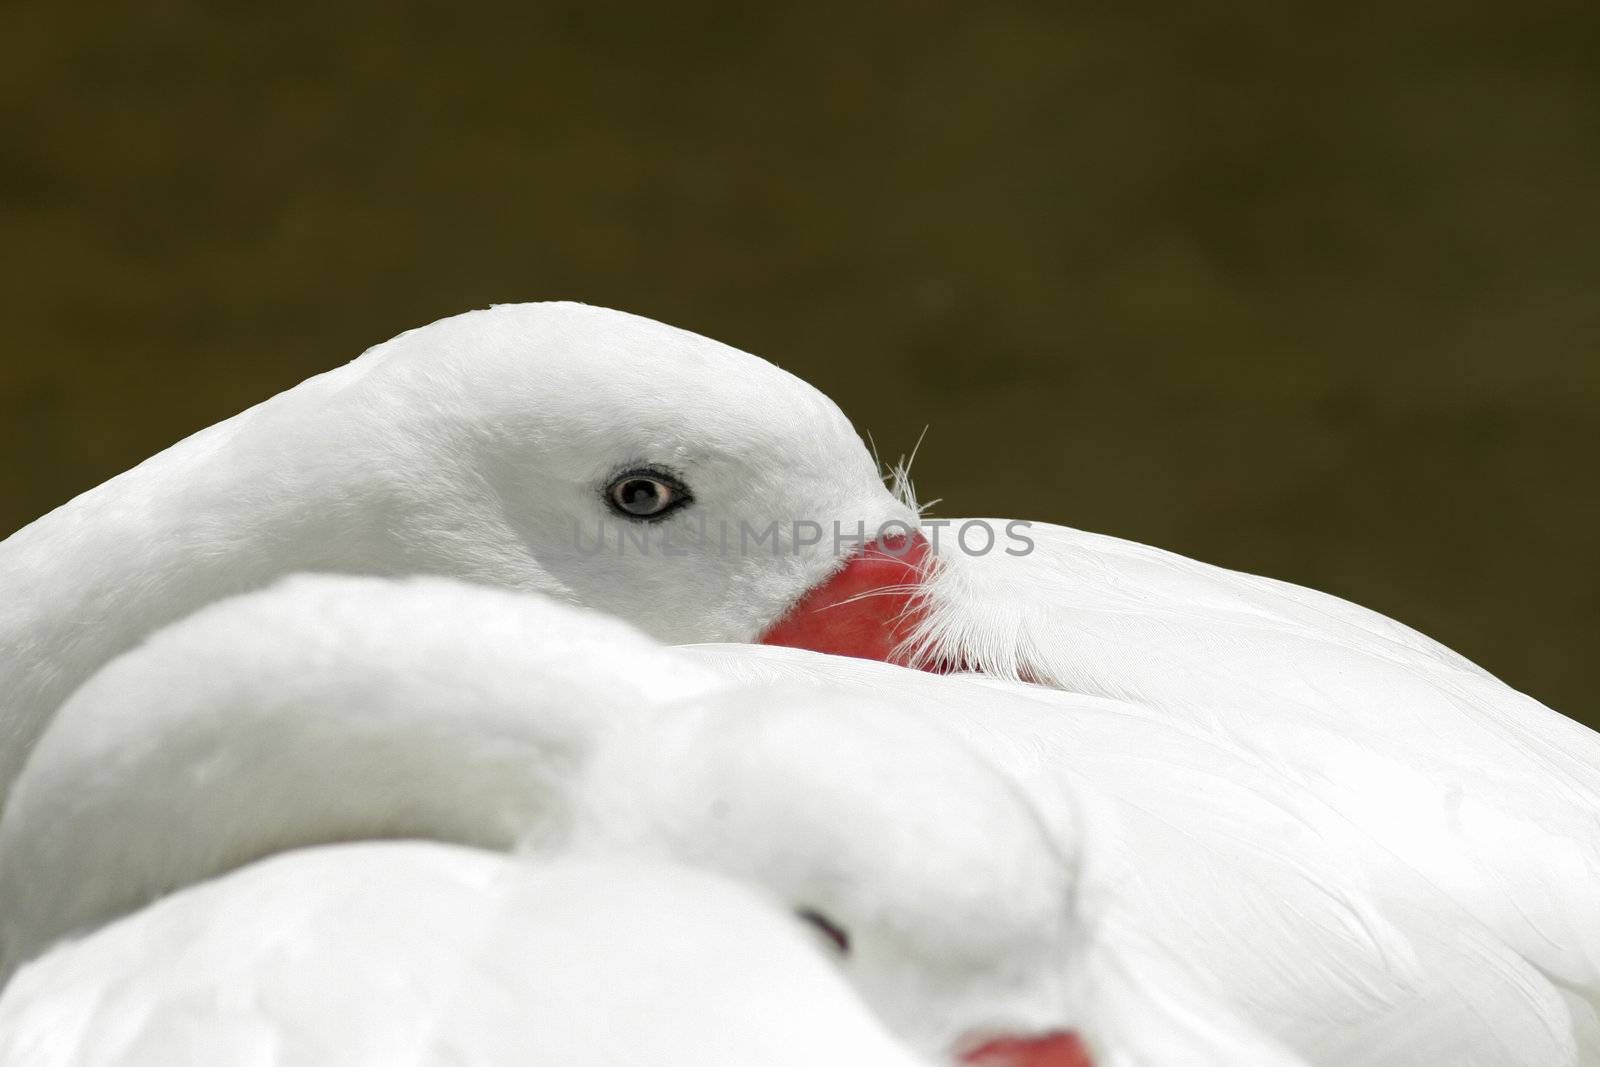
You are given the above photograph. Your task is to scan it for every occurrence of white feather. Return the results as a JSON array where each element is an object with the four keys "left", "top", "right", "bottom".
[
  {"left": 904, "top": 520, "right": 1600, "bottom": 1002},
  {"left": 8, "top": 575, "right": 1586, "bottom": 1064}
]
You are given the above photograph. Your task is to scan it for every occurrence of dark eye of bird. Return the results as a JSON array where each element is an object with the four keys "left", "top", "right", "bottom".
[
  {"left": 796, "top": 908, "right": 851, "bottom": 956},
  {"left": 604, "top": 469, "right": 691, "bottom": 520}
]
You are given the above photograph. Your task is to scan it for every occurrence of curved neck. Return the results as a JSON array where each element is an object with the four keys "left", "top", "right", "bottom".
[
  {"left": 0, "top": 370, "right": 548, "bottom": 809},
  {"left": 0, "top": 572, "right": 719, "bottom": 979},
  {"left": 0, "top": 630, "right": 609, "bottom": 976}
]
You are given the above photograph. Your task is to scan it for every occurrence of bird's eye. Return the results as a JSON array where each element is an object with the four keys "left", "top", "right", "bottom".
[
  {"left": 605, "top": 468, "right": 691, "bottom": 520},
  {"left": 796, "top": 908, "right": 851, "bottom": 957}
]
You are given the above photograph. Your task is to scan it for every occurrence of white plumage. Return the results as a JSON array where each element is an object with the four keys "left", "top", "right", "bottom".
[
  {"left": 0, "top": 303, "right": 1595, "bottom": 1065},
  {"left": 0, "top": 302, "right": 914, "bottom": 803},
  {"left": 700, "top": 642, "right": 1599, "bottom": 1066},
  {"left": 905, "top": 520, "right": 1600, "bottom": 1001},
  {"left": 5, "top": 574, "right": 1592, "bottom": 1064},
  {"left": 0, "top": 578, "right": 1096, "bottom": 1065}
]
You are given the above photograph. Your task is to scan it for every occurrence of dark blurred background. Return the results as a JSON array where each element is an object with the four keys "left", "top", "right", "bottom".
[{"left": 3, "top": 4, "right": 1595, "bottom": 725}]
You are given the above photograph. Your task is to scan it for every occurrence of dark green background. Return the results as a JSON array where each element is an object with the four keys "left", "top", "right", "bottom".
[{"left": 4, "top": 4, "right": 1596, "bottom": 726}]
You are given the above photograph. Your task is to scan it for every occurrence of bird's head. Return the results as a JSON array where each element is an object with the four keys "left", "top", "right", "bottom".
[
  {"left": 330, "top": 301, "right": 927, "bottom": 650},
  {"left": 573, "top": 687, "right": 1090, "bottom": 1067}
]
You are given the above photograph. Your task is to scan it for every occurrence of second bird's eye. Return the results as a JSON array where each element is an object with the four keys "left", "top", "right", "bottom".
[
  {"left": 796, "top": 908, "right": 851, "bottom": 956},
  {"left": 605, "top": 470, "right": 690, "bottom": 520}
]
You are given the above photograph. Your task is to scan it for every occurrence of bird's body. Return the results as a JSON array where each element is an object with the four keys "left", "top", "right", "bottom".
[{"left": 900, "top": 520, "right": 1600, "bottom": 997}]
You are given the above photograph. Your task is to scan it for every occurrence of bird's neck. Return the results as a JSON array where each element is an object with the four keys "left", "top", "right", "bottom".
[
  {"left": 0, "top": 625, "right": 610, "bottom": 977},
  {"left": 0, "top": 372, "right": 543, "bottom": 806}
]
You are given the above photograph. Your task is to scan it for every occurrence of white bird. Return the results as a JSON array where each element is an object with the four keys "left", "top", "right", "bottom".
[
  {"left": 0, "top": 302, "right": 919, "bottom": 802},
  {"left": 0, "top": 844, "right": 930, "bottom": 1067},
  {"left": 2, "top": 303, "right": 1594, "bottom": 1056},
  {"left": 0, "top": 575, "right": 1312, "bottom": 1067},
  {"left": 7, "top": 575, "right": 1589, "bottom": 1065}
]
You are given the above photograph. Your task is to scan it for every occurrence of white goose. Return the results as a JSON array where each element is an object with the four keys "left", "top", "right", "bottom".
[
  {"left": 0, "top": 302, "right": 919, "bottom": 801},
  {"left": 0, "top": 845, "right": 929, "bottom": 1067},
  {"left": 5, "top": 575, "right": 1587, "bottom": 1065},
  {"left": 2, "top": 304, "right": 1594, "bottom": 1053},
  {"left": 0, "top": 575, "right": 1334, "bottom": 1067}
]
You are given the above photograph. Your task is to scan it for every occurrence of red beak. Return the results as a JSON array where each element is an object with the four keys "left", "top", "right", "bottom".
[
  {"left": 757, "top": 533, "right": 931, "bottom": 664},
  {"left": 959, "top": 1032, "right": 1093, "bottom": 1067}
]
